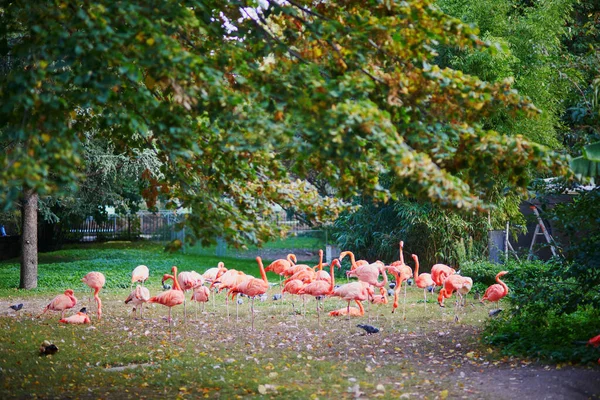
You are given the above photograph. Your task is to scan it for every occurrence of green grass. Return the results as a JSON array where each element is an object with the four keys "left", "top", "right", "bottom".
[{"left": 0, "top": 242, "right": 588, "bottom": 399}]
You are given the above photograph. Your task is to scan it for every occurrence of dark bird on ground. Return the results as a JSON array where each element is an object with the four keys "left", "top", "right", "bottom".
[
  {"left": 79, "top": 307, "right": 87, "bottom": 313},
  {"left": 162, "top": 283, "right": 172, "bottom": 290},
  {"left": 388, "top": 282, "right": 396, "bottom": 289},
  {"left": 9, "top": 303, "right": 23, "bottom": 311},
  {"left": 426, "top": 286, "right": 435, "bottom": 293},
  {"left": 489, "top": 308, "right": 503, "bottom": 317},
  {"left": 272, "top": 293, "right": 282, "bottom": 301},
  {"left": 387, "top": 289, "right": 395, "bottom": 297},
  {"left": 39, "top": 340, "right": 59, "bottom": 355},
  {"left": 357, "top": 324, "right": 380, "bottom": 335}
]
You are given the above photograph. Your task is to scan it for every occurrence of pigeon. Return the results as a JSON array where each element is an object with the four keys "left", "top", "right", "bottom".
[
  {"left": 357, "top": 324, "right": 380, "bottom": 335},
  {"left": 272, "top": 293, "right": 282, "bottom": 301},
  {"left": 259, "top": 294, "right": 268, "bottom": 302},
  {"left": 9, "top": 303, "right": 23, "bottom": 311},
  {"left": 388, "top": 282, "right": 396, "bottom": 289},
  {"left": 236, "top": 298, "right": 243, "bottom": 305},
  {"left": 489, "top": 308, "right": 503, "bottom": 317},
  {"left": 79, "top": 307, "right": 87, "bottom": 314},
  {"left": 426, "top": 286, "right": 435, "bottom": 293},
  {"left": 39, "top": 340, "right": 59, "bottom": 355},
  {"left": 162, "top": 283, "right": 172, "bottom": 290},
  {"left": 387, "top": 289, "right": 395, "bottom": 297}
]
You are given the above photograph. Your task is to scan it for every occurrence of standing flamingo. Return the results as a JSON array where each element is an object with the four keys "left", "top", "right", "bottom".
[
  {"left": 125, "top": 285, "right": 151, "bottom": 319},
  {"left": 228, "top": 256, "right": 270, "bottom": 330},
  {"left": 81, "top": 271, "right": 106, "bottom": 321},
  {"left": 413, "top": 254, "right": 435, "bottom": 307},
  {"left": 329, "top": 281, "right": 374, "bottom": 319},
  {"left": 131, "top": 265, "right": 149, "bottom": 288},
  {"left": 177, "top": 270, "right": 204, "bottom": 321},
  {"left": 282, "top": 278, "right": 308, "bottom": 316},
  {"left": 60, "top": 308, "right": 91, "bottom": 324},
  {"left": 347, "top": 261, "right": 388, "bottom": 287},
  {"left": 148, "top": 266, "right": 185, "bottom": 330},
  {"left": 313, "top": 250, "right": 331, "bottom": 283},
  {"left": 431, "top": 264, "right": 456, "bottom": 288},
  {"left": 265, "top": 254, "right": 297, "bottom": 281},
  {"left": 191, "top": 285, "right": 211, "bottom": 319},
  {"left": 339, "top": 251, "right": 369, "bottom": 271},
  {"left": 38, "top": 289, "right": 77, "bottom": 319},
  {"left": 202, "top": 262, "right": 227, "bottom": 283},
  {"left": 481, "top": 271, "right": 509, "bottom": 307},
  {"left": 210, "top": 268, "right": 248, "bottom": 320},
  {"left": 438, "top": 274, "right": 473, "bottom": 320},
  {"left": 387, "top": 241, "right": 413, "bottom": 317},
  {"left": 298, "top": 259, "right": 340, "bottom": 324}
]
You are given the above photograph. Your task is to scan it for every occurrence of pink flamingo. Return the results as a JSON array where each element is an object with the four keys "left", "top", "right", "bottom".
[
  {"left": 81, "top": 271, "right": 106, "bottom": 320},
  {"left": 38, "top": 289, "right": 77, "bottom": 319},
  {"left": 191, "top": 285, "right": 210, "bottom": 319},
  {"left": 148, "top": 266, "right": 185, "bottom": 330},
  {"left": 125, "top": 285, "right": 151, "bottom": 319},
  {"left": 329, "top": 281, "right": 374, "bottom": 319},
  {"left": 298, "top": 259, "right": 340, "bottom": 324},
  {"left": 228, "top": 256, "right": 270, "bottom": 330},
  {"left": 481, "top": 271, "right": 509, "bottom": 307},
  {"left": 438, "top": 274, "right": 473, "bottom": 319},
  {"left": 313, "top": 250, "right": 331, "bottom": 283},
  {"left": 347, "top": 261, "right": 388, "bottom": 288},
  {"left": 202, "top": 262, "right": 227, "bottom": 283},
  {"left": 265, "top": 254, "right": 297, "bottom": 279},
  {"left": 282, "top": 278, "right": 308, "bottom": 316},
  {"left": 60, "top": 309, "right": 91, "bottom": 324},
  {"left": 131, "top": 265, "right": 149, "bottom": 288},
  {"left": 413, "top": 254, "right": 435, "bottom": 307},
  {"left": 387, "top": 243, "right": 413, "bottom": 316},
  {"left": 210, "top": 268, "right": 248, "bottom": 320},
  {"left": 431, "top": 263, "right": 456, "bottom": 288},
  {"left": 339, "top": 251, "right": 369, "bottom": 271},
  {"left": 370, "top": 287, "right": 389, "bottom": 305},
  {"left": 177, "top": 270, "right": 204, "bottom": 321}
]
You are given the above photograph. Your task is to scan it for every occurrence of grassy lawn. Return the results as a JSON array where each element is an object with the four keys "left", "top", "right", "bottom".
[{"left": 0, "top": 242, "right": 596, "bottom": 399}]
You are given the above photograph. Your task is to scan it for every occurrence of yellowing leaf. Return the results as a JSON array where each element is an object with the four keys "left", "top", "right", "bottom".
[{"left": 440, "top": 389, "right": 449, "bottom": 399}]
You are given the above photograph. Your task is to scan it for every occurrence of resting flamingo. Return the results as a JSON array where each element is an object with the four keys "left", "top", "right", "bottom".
[
  {"left": 228, "top": 256, "right": 270, "bottom": 330},
  {"left": 412, "top": 254, "right": 435, "bottom": 307},
  {"left": 125, "top": 285, "right": 151, "bottom": 319},
  {"left": 131, "top": 265, "right": 149, "bottom": 288},
  {"left": 81, "top": 271, "right": 105, "bottom": 320},
  {"left": 60, "top": 308, "right": 91, "bottom": 324},
  {"left": 481, "top": 271, "right": 509, "bottom": 307},
  {"left": 329, "top": 281, "right": 374, "bottom": 319},
  {"left": 38, "top": 289, "right": 77, "bottom": 319},
  {"left": 298, "top": 259, "right": 340, "bottom": 324},
  {"left": 148, "top": 266, "right": 185, "bottom": 331}
]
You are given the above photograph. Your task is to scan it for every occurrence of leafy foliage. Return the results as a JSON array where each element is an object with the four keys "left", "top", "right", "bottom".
[{"left": 0, "top": 0, "right": 568, "bottom": 252}]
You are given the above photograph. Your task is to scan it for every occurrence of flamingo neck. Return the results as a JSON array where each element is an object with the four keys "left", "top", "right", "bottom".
[
  {"left": 171, "top": 268, "right": 182, "bottom": 291},
  {"left": 413, "top": 256, "right": 419, "bottom": 278},
  {"left": 399, "top": 242, "right": 404, "bottom": 265},
  {"left": 497, "top": 274, "right": 509, "bottom": 295},
  {"left": 257, "top": 258, "right": 268, "bottom": 284},
  {"left": 328, "top": 261, "right": 336, "bottom": 292}
]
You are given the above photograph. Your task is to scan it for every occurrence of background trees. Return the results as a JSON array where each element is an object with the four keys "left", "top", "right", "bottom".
[{"left": 1, "top": 1, "right": 568, "bottom": 288}]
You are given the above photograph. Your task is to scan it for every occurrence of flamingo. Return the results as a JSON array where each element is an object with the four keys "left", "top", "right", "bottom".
[
  {"left": 202, "top": 262, "right": 227, "bottom": 283},
  {"left": 265, "top": 254, "right": 296, "bottom": 278},
  {"left": 148, "top": 266, "right": 185, "bottom": 330},
  {"left": 177, "top": 270, "right": 204, "bottom": 321},
  {"left": 329, "top": 281, "right": 374, "bottom": 319},
  {"left": 339, "top": 251, "right": 369, "bottom": 271},
  {"left": 313, "top": 250, "right": 331, "bottom": 283},
  {"left": 191, "top": 285, "right": 210, "bottom": 319},
  {"left": 413, "top": 254, "right": 435, "bottom": 307},
  {"left": 370, "top": 287, "right": 389, "bottom": 305},
  {"left": 81, "top": 271, "right": 106, "bottom": 320},
  {"left": 38, "top": 289, "right": 77, "bottom": 319},
  {"left": 481, "top": 271, "right": 509, "bottom": 307},
  {"left": 347, "top": 261, "right": 388, "bottom": 288},
  {"left": 210, "top": 268, "right": 248, "bottom": 319},
  {"left": 588, "top": 334, "right": 600, "bottom": 364},
  {"left": 59, "top": 309, "right": 91, "bottom": 324},
  {"left": 438, "top": 274, "right": 473, "bottom": 316},
  {"left": 431, "top": 263, "right": 456, "bottom": 288},
  {"left": 386, "top": 241, "right": 413, "bottom": 316},
  {"left": 228, "top": 256, "right": 270, "bottom": 330},
  {"left": 282, "top": 278, "right": 308, "bottom": 315},
  {"left": 298, "top": 259, "right": 340, "bottom": 324},
  {"left": 125, "top": 285, "right": 151, "bottom": 319},
  {"left": 131, "top": 265, "right": 149, "bottom": 288}
]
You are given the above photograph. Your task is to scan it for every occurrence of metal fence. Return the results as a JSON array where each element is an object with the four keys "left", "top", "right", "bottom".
[{"left": 64, "top": 210, "right": 313, "bottom": 243}]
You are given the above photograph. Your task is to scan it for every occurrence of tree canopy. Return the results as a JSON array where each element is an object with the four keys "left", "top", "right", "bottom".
[{"left": 0, "top": 0, "right": 568, "bottom": 249}]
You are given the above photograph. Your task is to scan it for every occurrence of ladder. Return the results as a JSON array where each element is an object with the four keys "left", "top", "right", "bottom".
[{"left": 527, "top": 205, "right": 558, "bottom": 260}]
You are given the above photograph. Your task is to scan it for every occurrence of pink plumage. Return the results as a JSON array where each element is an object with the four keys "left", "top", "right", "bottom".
[
  {"left": 82, "top": 271, "right": 105, "bottom": 320},
  {"left": 60, "top": 311, "right": 90, "bottom": 324},
  {"left": 39, "top": 289, "right": 77, "bottom": 319},
  {"left": 131, "top": 265, "right": 149, "bottom": 285}
]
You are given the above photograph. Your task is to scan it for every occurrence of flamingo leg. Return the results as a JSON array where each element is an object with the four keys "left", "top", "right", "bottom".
[
  {"left": 403, "top": 282, "right": 407, "bottom": 321},
  {"left": 251, "top": 298, "right": 255, "bottom": 331},
  {"left": 183, "top": 297, "right": 187, "bottom": 323},
  {"left": 140, "top": 303, "right": 144, "bottom": 320},
  {"left": 316, "top": 298, "right": 320, "bottom": 326}
]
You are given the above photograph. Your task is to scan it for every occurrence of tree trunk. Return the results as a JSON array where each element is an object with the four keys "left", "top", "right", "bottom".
[{"left": 20, "top": 188, "right": 38, "bottom": 289}]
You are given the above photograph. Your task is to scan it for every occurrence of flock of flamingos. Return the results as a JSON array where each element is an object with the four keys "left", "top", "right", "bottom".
[{"left": 38, "top": 241, "right": 512, "bottom": 330}]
